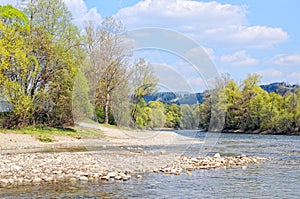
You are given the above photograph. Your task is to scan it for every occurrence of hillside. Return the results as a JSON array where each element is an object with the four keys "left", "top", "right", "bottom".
[{"left": 144, "top": 82, "right": 299, "bottom": 105}]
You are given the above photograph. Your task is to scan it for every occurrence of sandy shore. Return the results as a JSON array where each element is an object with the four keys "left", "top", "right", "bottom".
[{"left": 0, "top": 122, "right": 203, "bottom": 153}]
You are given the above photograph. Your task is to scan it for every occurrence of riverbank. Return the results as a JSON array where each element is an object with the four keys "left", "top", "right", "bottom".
[
  {"left": 222, "top": 128, "right": 300, "bottom": 135},
  {"left": 0, "top": 123, "right": 269, "bottom": 187},
  {"left": 0, "top": 151, "right": 268, "bottom": 188}
]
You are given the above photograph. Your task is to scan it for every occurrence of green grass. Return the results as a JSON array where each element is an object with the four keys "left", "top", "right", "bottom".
[
  {"left": 1, "top": 124, "right": 105, "bottom": 140},
  {"left": 38, "top": 135, "right": 54, "bottom": 142}
]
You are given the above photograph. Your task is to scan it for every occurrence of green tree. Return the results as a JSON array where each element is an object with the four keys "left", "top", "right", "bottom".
[
  {"left": 24, "top": 0, "right": 82, "bottom": 126},
  {"left": 0, "top": 5, "right": 33, "bottom": 127},
  {"left": 165, "top": 103, "right": 181, "bottom": 128},
  {"left": 180, "top": 104, "right": 200, "bottom": 129},
  {"left": 130, "top": 58, "right": 158, "bottom": 123},
  {"left": 148, "top": 101, "right": 166, "bottom": 129},
  {"left": 224, "top": 80, "right": 242, "bottom": 130}
]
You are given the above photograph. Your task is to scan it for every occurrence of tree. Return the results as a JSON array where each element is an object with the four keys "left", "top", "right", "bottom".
[
  {"left": 84, "top": 17, "right": 130, "bottom": 124},
  {"left": 130, "top": 58, "right": 158, "bottom": 123},
  {"left": 0, "top": 2, "right": 84, "bottom": 128},
  {"left": 180, "top": 104, "right": 200, "bottom": 129},
  {"left": 224, "top": 80, "right": 242, "bottom": 130},
  {"left": 148, "top": 101, "right": 166, "bottom": 129},
  {"left": 0, "top": 5, "right": 33, "bottom": 127},
  {"left": 165, "top": 103, "right": 181, "bottom": 128}
]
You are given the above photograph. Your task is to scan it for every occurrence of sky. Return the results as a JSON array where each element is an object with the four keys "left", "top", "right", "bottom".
[{"left": 1, "top": 0, "right": 300, "bottom": 92}]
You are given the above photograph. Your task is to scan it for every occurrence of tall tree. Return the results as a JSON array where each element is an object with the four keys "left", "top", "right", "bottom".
[
  {"left": 0, "top": 5, "right": 33, "bottom": 127},
  {"left": 24, "top": 0, "right": 83, "bottom": 126},
  {"left": 85, "top": 17, "right": 130, "bottom": 124}
]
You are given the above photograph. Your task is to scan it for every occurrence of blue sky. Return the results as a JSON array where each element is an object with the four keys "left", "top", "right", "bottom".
[{"left": 2, "top": 0, "right": 300, "bottom": 92}]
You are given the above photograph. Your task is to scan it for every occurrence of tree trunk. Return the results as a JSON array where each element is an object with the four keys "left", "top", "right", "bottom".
[{"left": 104, "top": 87, "right": 110, "bottom": 124}]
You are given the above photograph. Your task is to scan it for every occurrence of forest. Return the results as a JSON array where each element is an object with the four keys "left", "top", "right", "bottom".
[{"left": 0, "top": 1, "right": 299, "bottom": 135}]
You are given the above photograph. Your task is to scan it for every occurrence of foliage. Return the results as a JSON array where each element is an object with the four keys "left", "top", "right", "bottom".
[
  {"left": 199, "top": 74, "right": 300, "bottom": 134},
  {"left": 0, "top": 2, "right": 84, "bottom": 128}
]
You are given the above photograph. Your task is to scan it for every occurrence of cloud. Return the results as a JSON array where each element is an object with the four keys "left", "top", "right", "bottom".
[
  {"left": 63, "top": 0, "right": 102, "bottom": 26},
  {"left": 256, "top": 68, "right": 283, "bottom": 84},
  {"left": 286, "top": 72, "right": 300, "bottom": 84},
  {"left": 270, "top": 54, "right": 300, "bottom": 67},
  {"left": 115, "top": 0, "right": 289, "bottom": 49},
  {"left": 220, "top": 51, "right": 258, "bottom": 66},
  {"left": 0, "top": 0, "right": 102, "bottom": 27}
]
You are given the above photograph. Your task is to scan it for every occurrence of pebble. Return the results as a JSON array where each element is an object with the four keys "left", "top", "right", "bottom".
[
  {"left": 136, "top": 175, "right": 142, "bottom": 179},
  {"left": 0, "top": 151, "right": 268, "bottom": 187},
  {"left": 158, "top": 155, "right": 268, "bottom": 176}
]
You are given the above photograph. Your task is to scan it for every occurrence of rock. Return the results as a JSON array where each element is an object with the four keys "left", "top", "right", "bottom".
[
  {"left": 136, "top": 175, "right": 142, "bottom": 179},
  {"left": 0, "top": 179, "right": 9, "bottom": 187},
  {"left": 69, "top": 178, "right": 77, "bottom": 182},
  {"left": 187, "top": 172, "right": 192, "bottom": 176},
  {"left": 101, "top": 176, "right": 110, "bottom": 181},
  {"left": 213, "top": 153, "right": 221, "bottom": 158},
  {"left": 126, "top": 175, "right": 131, "bottom": 179},
  {"left": 79, "top": 176, "right": 88, "bottom": 181},
  {"left": 11, "top": 165, "right": 22, "bottom": 171},
  {"left": 32, "top": 178, "right": 43, "bottom": 184},
  {"left": 114, "top": 176, "right": 122, "bottom": 180},
  {"left": 107, "top": 172, "right": 116, "bottom": 178}
]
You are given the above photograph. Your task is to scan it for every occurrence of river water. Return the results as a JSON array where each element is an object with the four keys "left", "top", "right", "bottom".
[{"left": 1, "top": 132, "right": 300, "bottom": 198}]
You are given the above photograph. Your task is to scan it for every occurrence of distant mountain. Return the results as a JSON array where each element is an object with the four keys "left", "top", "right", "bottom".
[
  {"left": 144, "top": 92, "right": 205, "bottom": 105},
  {"left": 260, "top": 82, "right": 299, "bottom": 95},
  {"left": 144, "top": 82, "right": 299, "bottom": 105}
]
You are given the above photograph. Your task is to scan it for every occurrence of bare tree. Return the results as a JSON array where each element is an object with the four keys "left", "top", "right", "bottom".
[{"left": 84, "top": 17, "right": 131, "bottom": 124}]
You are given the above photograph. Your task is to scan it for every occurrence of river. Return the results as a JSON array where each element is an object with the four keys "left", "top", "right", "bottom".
[{"left": 1, "top": 132, "right": 300, "bottom": 198}]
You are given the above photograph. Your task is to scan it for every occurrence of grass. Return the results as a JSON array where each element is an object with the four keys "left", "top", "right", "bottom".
[
  {"left": 1, "top": 123, "right": 105, "bottom": 141},
  {"left": 38, "top": 135, "right": 54, "bottom": 142}
]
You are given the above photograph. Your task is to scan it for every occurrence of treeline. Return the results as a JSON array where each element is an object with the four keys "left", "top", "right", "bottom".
[
  {"left": 199, "top": 74, "right": 300, "bottom": 134},
  {"left": 135, "top": 74, "right": 300, "bottom": 134},
  {"left": 0, "top": 2, "right": 159, "bottom": 128}
]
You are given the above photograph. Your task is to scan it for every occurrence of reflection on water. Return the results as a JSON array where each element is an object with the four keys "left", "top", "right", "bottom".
[{"left": 1, "top": 132, "right": 300, "bottom": 198}]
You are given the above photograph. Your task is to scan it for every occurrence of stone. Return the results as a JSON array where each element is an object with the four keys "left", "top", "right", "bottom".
[
  {"left": 114, "top": 176, "right": 122, "bottom": 180},
  {"left": 79, "top": 176, "right": 88, "bottom": 181},
  {"left": 32, "top": 178, "right": 43, "bottom": 184},
  {"left": 11, "top": 165, "right": 22, "bottom": 171},
  {"left": 69, "top": 178, "right": 77, "bottom": 182},
  {"left": 136, "top": 175, "right": 142, "bottom": 179},
  {"left": 0, "top": 179, "right": 9, "bottom": 187},
  {"left": 107, "top": 172, "right": 116, "bottom": 178},
  {"left": 101, "top": 176, "right": 110, "bottom": 181},
  {"left": 213, "top": 153, "right": 221, "bottom": 158}
]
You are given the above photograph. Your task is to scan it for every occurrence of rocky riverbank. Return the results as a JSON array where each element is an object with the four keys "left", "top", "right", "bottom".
[
  {"left": 0, "top": 150, "right": 268, "bottom": 188},
  {"left": 157, "top": 153, "right": 268, "bottom": 175}
]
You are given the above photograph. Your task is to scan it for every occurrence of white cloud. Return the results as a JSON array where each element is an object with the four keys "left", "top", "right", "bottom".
[
  {"left": 220, "top": 51, "right": 258, "bottom": 66},
  {"left": 286, "top": 72, "right": 300, "bottom": 84},
  {"left": 115, "top": 0, "right": 289, "bottom": 49},
  {"left": 256, "top": 68, "right": 283, "bottom": 84},
  {"left": 270, "top": 54, "right": 300, "bottom": 66},
  {"left": 63, "top": 0, "right": 102, "bottom": 26},
  {"left": 0, "top": 0, "right": 102, "bottom": 27}
]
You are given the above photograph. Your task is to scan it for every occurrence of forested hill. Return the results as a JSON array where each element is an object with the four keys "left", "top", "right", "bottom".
[
  {"left": 144, "top": 82, "right": 299, "bottom": 105},
  {"left": 260, "top": 82, "right": 299, "bottom": 95}
]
